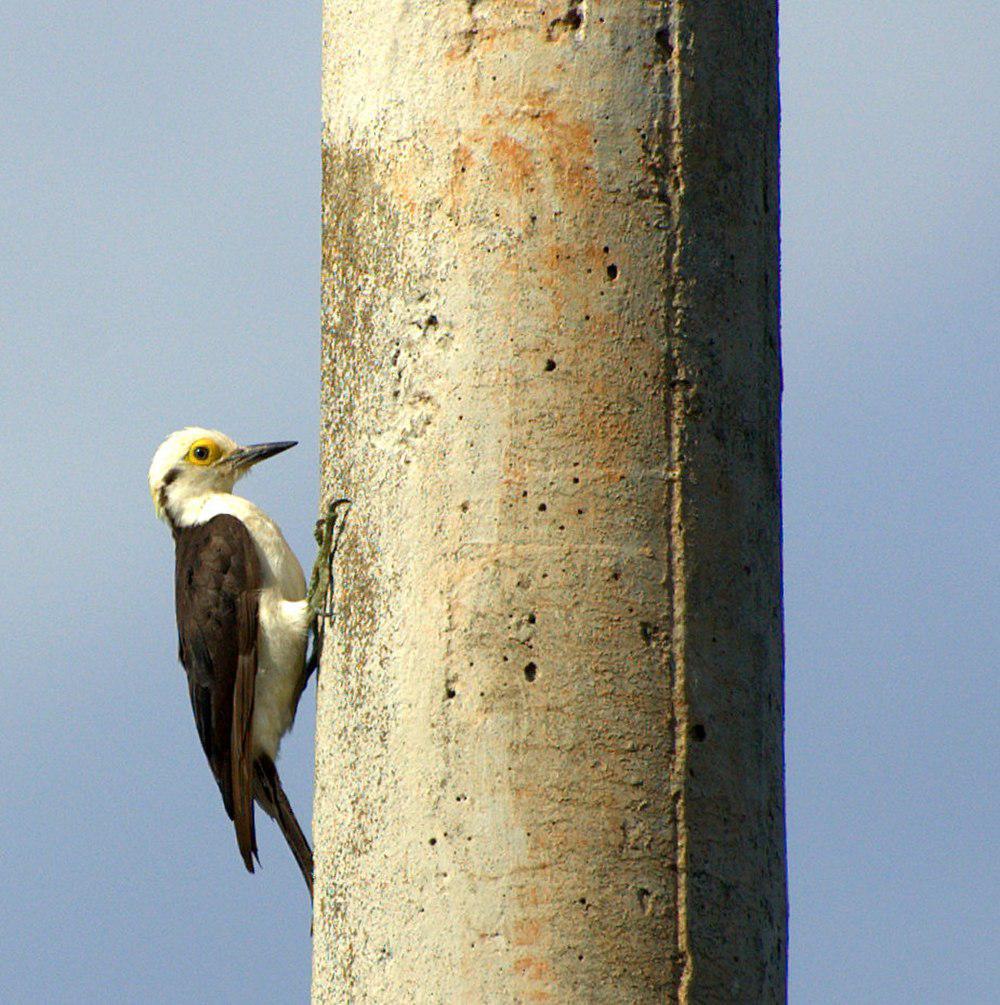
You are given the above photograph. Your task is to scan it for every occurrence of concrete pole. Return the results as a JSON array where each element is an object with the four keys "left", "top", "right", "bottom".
[{"left": 314, "top": 2, "right": 784, "bottom": 1002}]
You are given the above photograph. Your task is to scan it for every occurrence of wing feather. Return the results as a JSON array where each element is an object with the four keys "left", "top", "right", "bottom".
[
  {"left": 175, "top": 514, "right": 260, "bottom": 872},
  {"left": 231, "top": 590, "right": 258, "bottom": 869}
]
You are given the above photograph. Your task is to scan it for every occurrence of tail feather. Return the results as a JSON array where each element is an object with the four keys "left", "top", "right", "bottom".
[{"left": 253, "top": 755, "right": 314, "bottom": 898}]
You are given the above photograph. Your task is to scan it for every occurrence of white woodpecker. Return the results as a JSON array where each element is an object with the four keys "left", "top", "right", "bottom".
[{"left": 148, "top": 427, "right": 340, "bottom": 897}]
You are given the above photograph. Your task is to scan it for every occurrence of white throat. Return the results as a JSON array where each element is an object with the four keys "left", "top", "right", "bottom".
[{"left": 163, "top": 482, "right": 235, "bottom": 529}]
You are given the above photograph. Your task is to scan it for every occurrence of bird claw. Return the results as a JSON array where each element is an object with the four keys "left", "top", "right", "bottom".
[{"left": 307, "top": 498, "right": 352, "bottom": 626}]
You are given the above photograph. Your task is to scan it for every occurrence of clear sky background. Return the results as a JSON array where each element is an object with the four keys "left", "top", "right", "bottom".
[{"left": 0, "top": 3, "right": 995, "bottom": 1003}]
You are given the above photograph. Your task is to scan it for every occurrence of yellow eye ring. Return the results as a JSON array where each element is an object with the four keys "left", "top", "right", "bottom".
[{"left": 187, "top": 438, "right": 221, "bottom": 466}]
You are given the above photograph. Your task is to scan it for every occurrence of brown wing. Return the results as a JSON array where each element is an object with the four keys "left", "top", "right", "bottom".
[{"left": 175, "top": 514, "right": 260, "bottom": 872}]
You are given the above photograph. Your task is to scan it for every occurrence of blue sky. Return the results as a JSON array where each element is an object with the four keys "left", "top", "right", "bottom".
[{"left": 1, "top": 3, "right": 995, "bottom": 1002}]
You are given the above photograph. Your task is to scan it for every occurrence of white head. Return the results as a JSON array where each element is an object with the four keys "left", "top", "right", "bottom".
[{"left": 148, "top": 427, "right": 296, "bottom": 527}]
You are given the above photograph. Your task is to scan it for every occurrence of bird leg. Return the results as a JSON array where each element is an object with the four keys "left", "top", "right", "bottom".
[
  {"left": 303, "top": 499, "right": 351, "bottom": 684},
  {"left": 307, "top": 498, "right": 351, "bottom": 626}
]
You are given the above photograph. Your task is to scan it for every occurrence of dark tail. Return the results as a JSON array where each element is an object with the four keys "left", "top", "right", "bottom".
[{"left": 253, "top": 755, "right": 314, "bottom": 898}]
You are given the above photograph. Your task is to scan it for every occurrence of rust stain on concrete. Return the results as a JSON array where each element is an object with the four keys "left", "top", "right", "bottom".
[{"left": 490, "top": 134, "right": 535, "bottom": 196}]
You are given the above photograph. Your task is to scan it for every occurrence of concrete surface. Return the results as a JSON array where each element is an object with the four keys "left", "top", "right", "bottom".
[{"left": 315, "top": 2, "right": 784, "bottom": 1000}]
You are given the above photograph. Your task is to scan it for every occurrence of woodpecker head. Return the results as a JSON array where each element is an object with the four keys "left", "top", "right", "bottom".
[{"left": 148, "top": 427, "right": 296, "bottom": 525}]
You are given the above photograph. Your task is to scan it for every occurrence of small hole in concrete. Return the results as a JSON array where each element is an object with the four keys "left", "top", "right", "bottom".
[
  {"left": 602, "top": 245, "right": 609, "bottom": 254},
  {"left": 446, "top": 687, "right": 456, "bottom": 699},
  {"left": 527, "top": 613, "right": 536, "bottom": 624},
  {"left": 572, "top": 476, "right": 580, "bottom": 484},
  {"left": 426, "top": 314, "right": 438, "bottom": 327},
  {"left": 544, "top": 358, "right": 557, "bottom": 371},
  {"left": 429, "top": 837, "right": 437, "bottom": 846},
  {"left": 538, "top": 502, "right": 547, "bottom": 512},
  {"left": 606, "top": 263, "right": 618, "bottom": 280},
  {"left": 523, "top": 662, "right": 537, "bottom": 682}
]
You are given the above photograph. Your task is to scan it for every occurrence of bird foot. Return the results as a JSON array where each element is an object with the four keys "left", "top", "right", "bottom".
[{"left": 306, "top": 498, "right": 351, "bottom": 628}]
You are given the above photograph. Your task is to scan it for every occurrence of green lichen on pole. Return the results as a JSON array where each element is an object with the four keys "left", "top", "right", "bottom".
[{"left": 314, "top": 2, "right": 785, "bottom": 1001}]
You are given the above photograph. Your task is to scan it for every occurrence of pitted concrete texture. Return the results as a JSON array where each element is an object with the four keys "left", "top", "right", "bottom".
[{"left": 314, "top": 2, "right": 784, "bottom": 1001}]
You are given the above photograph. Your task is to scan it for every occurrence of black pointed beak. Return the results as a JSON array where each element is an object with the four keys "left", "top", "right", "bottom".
[{"left": 227, "top": 440, "right": 297, "bottom": 471}]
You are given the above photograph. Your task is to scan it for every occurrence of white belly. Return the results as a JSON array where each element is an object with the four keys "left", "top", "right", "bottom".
[{"left": 253, "top": 591, "right": 310, "bottom": 758}]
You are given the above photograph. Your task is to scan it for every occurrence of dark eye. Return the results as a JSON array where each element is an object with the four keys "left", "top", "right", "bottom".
[{"left": 193, "top": 445, "right": 210, "bottom": 461}]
